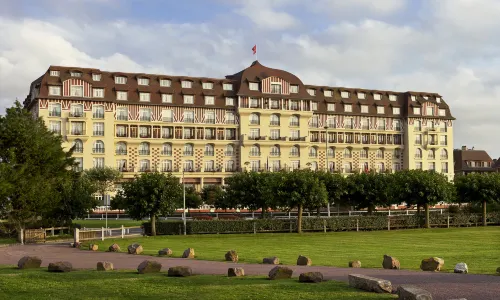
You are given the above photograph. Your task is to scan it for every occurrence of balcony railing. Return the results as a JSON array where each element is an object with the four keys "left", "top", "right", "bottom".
[
  {"left": 163, "top": 117, "right": 173, "bottom": 122},
  {"left": 184, "top": 118, "right": 194, "bottom": 123},
  {"left": 225, "top": 120, "right": 236, "bottom": 124},
  {"left": 205, "top": 118, "right": 215, "bottom": 124},
  {"left": 248, "top": 135, "right": 264, "bottom": 140},
  {"left": 415, "top": 155, "right": 422, "bottom": 159},
  {"left": 441, "top": 155, "right": 448, "bottom": 159},
  {"left": 93, "top": 113, "right": 104, "bottom": 119},
  {"left": 70, "top": 112, "right": 84, "bottom": 118},
  {"left": 138, "top": 150, "right": 150, "bottom": 155},
  {"left": 140, "top": 116, "right": 151, "bottom": 121},
  {"left": 440, "top": 128, "right": 447, "bottom": 132},
  {"left": 93, "top": 131, "right": 104, "bottom": 136},
  {"left": 270, "top": 152, "right": 281, "bottom": 157},
  {"left": 250, "top": 120, "right": 260, "bottom": 125},
  {"left": 70, "top": 130, "right": 86, "bottom": 135},
  {"left": 414, "top": 127, "right": 421, "bottom": 131},
  {"left": 270, "top": 121, "right": 280, "bottom": 126},
  {"left": 140, "top": 133, "right": 151, "bottom": 138},
  {"left": 269, "top": 136, "right": 283, "bottom": 141},
  {"left": 440, "top": 142, "right": 447, "bottom": 146},
  {"left": 290, "top": 152, "right": 300, "bottom": 157},
  {"left": 115, "top": 149, "right": 127, "bottom": 155},
  {"left": 161, "top": 150, "right": 172, "bottom": 155},
  {"left": 116, "top": 115, "right": 128, "bottom": 121},
  {"left": 428, "top": 156, "right": 435, "bottom": 160},
  {"left": 225, "top": 151, "right": 234, "bottom": 156},
  {"left": 249, "top": 151, "right": 261, "bottom": 156},
  {"left": 162, "top": 134, "right": 173, "bottom": 139},
  {"left": 183, "top": 151, "right": 193, "bottom": 156},
  {"left": 289, "top": 122, "right": 299, "bottom": 127},
  {"left": 204, "top": 151, "right": 214, "bottom": 156},
  {"left": 51, "top": 129, "right": 61, "bottom": 135},
  {"left": 93, "top": 148, "right": 105, "bottom": 154},
  {"left": 205, "top": 135, "right": 216, "bottom": 140},
  {"left": 73, "top": 147, "right": 83, "bottom": 153},
  {"left": 310, "top": 123, "right": 319, "bottom": 128},
  {"left": 49, "top": 110, "right": 61, "bottom": 117},
  {"left": 309, "top": 153, "right": 317, "bottom": 158},
  {"left": 116, "top": 132, "right": 127, "bottom": 137}
]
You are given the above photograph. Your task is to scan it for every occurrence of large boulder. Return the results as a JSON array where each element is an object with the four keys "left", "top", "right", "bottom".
[
  {"left": 420, "top": 257, "right": 444, "bottom": 272},
  {"left": 268, "top": 266, "right": 293, "bottom": 280},
  {"left": 108, "top": 243, "right": 121, "bottom": 252},
  {"left": 137, "top": 260, "right": 162, "bottom": 274},
  {"left": 263, "top": 257, "right": 280, "bottom": 265},
  {"left": 48, "top": 261, "right": 73, "bottom": 272},
  {"left": 299, "top": 272, "right": 323, "bottom": 283},
  {"left": 397, "top": 284, "right": 433, "bottom": 300},
  {"left": 97, "top": 261, "right": 114, "bottom": 271},
  {"left": 296, "top": 255, "right": 312, "bottom": 266},
  {"left": 382, "top": 255, "right": 400, "bottom": 270},
  {"left": 167, "top": 266, "right": 192, "bottom": 277},
  {"left": 158, "top": 248, "right": 173, "bottom": 256},
  {"left": 228, "top": 267, "right": 245, "bottom": 277},
  {"left": 454, "top": 263, "right": 468, "bottom": 274},
  {"left": 89, "top": 244, "right": 98, "bottom": 251},
  {"left": 349, "top": 260, "right": 361, "bottom": 268},
  {"left": 18, "top": 256, "right": 42, "bottom": 269},
  {"left": 225, "top": 250, "right": 238, "bottom": 262},
  {"left": 128, "top": 243, "right": 143, "bottom": 255},
  {"left": 182, "top": 248, "right": 195, "bottom": 259},
  {"left": 348, "top": 274, "right": 392, "bottom": 293}
]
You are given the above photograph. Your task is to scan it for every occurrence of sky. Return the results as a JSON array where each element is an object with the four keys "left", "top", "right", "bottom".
[{"left": 1, "top": 0, "right": 500, "bottom": 157}]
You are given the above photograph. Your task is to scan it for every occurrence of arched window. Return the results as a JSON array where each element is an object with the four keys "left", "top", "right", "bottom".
[
  {"left": 72, "top": 139, "right": 83, "bottom": 153},
  {"left": 161, "top": 159, "right": 172, "bottom": 172},
  {"left": 415, "top": 148, "right": 422, "bottom": 159},
  {"left": 344, "top": 148, "right": 352, "bottom": 158},
  {"left": 290, "top": 145, "right": 300, "bottom": 156},
  {"left": 309, "top": 146, "right": 318, "bottom": 158},
  {"left": 289, "top": 115, "right": 299, "bottom": 126},
  {"left": 162, "top": 143, "right": 172, "bottom": 156},
  {"left": 377, "top": 162, "right": 385, "bottom": 172},
  {"left": 93, "top": 140, "right": 104, "bottom": 153},
  {"left": 376, "top": 148, "right": 384, "bottom": 159},
  {"left": 360, "top": 148, "right": 368, "bottom": 159},
  {"left": 270, "top": 114, "right": 280, "bottom": 125},
  {"left": 327, "top": 147, "right": 335, "bottom": 158},
  {"left": 205, "top": 144, "right": 214, "bottom": 156},
  {"left": 225, "top": 144, "right": 234, "bottom": 156},
  {"left": 139, "top": 142, "right": 150, "bottom": 155},
  {"left": 428, "top": 149, "right": 435, "bottom": 159},
  {"left": 270, "top": 145, "right": 280, "bottom": 156},
  {"left": 393, "top": 148, "right": 401, "bottom": 159},
  {"left": 115, "top": 142, "right": 127, "bottom": 155},
  {"left": 139, "top": 159, "right": 150, "bottom": 172},
  {"left": 250, "top": 113, "right": 260, "bottom": 125},
  {"left": 250, "top": 144, "right": 260, "bottom": 156},
  {"left": 344, "top": 162, "right": 352, "bottom": 173},
  {"left": 440, "top": 149, "right": 448, "bottom": 159},
  {"left": 184, "top": 143, "right": 194, "bottom": 156}
]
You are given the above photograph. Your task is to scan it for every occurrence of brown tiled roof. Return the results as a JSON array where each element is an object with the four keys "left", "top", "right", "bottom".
[{"left": 453, "top": 149, "right": 494, "bottom": 172}]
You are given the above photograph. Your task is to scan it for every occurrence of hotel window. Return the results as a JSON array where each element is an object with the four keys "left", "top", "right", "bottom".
[
  {"left": 411, "top": 95, "right": 416, "bottom": 101},
  {"left": 344, "top": 162, "right": 352, "bottom": 173},
  {"left": 117, "top": 91, "right": 127, "bottom": 100},
  {"left": 311, "top": 102, "right": 318, "bottom": 110},
  {"left": 138, "top": 78, "right": 149, "bottom": 85},
  {"left": 205, "top": 111, "right": 215, "bottom": 124},
  {"left": 162, "top": 94, "right": 173, "bottom": 103},
  {"left": 377, "top": 106, "right": 385, "bottom": 114},
  {"left": 376, "top": 149, "right": 384, "bottom": 159},
  {"left": 205, "top": 96, "right": 215, "bottom": 105},
  {"left": 327, "top": 103, "right": 335, "bottom": 111},
  {"left": 70, "top": 85, "right": 83, "bottom": 97},
  {"left": 116, "top": 107, "right": 128, "bottom": 120},
  {"left": 328, "top": 147, "right": 335, "bottom": 158},
  {"left": 72, "top": 139, "right": 84, "bottom": 153},
  {"left": 93, "top": 123, "right": 104, "bottom": 136},
  {"left": 307, "top": 88, "right": 316, "bottom": 96},
  {"left": 392, "top": 107, "right": 400, "bottom": 115},
  {"left": 225, "top": 160, "right": 235, "bottom": 171},
  {"left": 357, "top": 92, "right": 366, "bottom": 99},
  {"left": 423, "top": 96, "right": 429, "bottom": 100},
  {"left": 436, "top": 97, "right": 441, "bottom": 103},
  {"left": 93, "top": 105, "right": 104, "bottom": 119},
  {"left": 181, "top": 80, "right": 193, "bottom": 88},
  {"left": 93, "top": 140, "right": 105, "bottom": 153},
  {"left": 49, "top": 86, "right": 61, "bottom": 96},
  {"left": 223, "top": 83, "right": 233, "bottom": 90},
  {"left": 70, "top": 72, "right": 82, "bottom": 77},
  {"left": 93, "top": 88, "right": 104, "bottom": 98},
  {"left": 290, "top": 130, "right": 299, "bottom": 140},
  {"left": 290, "top": 85, "right": 299, "bottom": 93},
  {"left": 344, "top": 118, "right": 353, "bottom": 129},
  {"left": 250, "top": 160, "right": 260, "bottom": 172},
  {"left": 360, "top": 149, "right": 368, "bottom": 158},
  {"left": 441, "top": 162, "right": 448, "bottom": 173},
  {"left": 183, "top": 111, "right": 194, "bottom": 123},
  {"left": 50, "top": 70, "right": 60, "bottom": 76},
  {"left": 290, "top": 146, "right": 300, "bottom": 157},
  {"left": 160, "top": 79, "right": 171, "bottom": 87},
  {"left": 225, "top": 112, "right": 235, "bottom": 124},
  {"left": 393, "top": 119, "right": 401, "bottom": 131},
  {"left": 389, "top": 94, "right": 397, "bottom": 101},
  {"left": 439, "top": 109, "right": 446, "bottom": 116},
  {"left": 202, "top": 82, "right": 213, "bottom": 89},
  {"left": 92, "top": 74, "right": 101, "bottom": 81},
  {"left": 324, "top": 90, "right": 333, "bottom": 97},
  {"left": 250, "top": 98, "right": 259, "bottom": 108},
  {"left": 415, "top": 148, "right": 422, "bottom": 159},
  {"left": 184, "top": 95, "right": 194, "bottom": 104},
  {"left": 361, "top": 105, "right": 368, "bottom": 113},
  {"left": 115, "top": 76, "right": 127, "bottom": 84},
  {"left": 344, "top": 148, "right": 352, "bottom": 158},
  {"left": 415, "top": 134, "right": 422, "bottom": 144},
  {"left": 340, "top": 91, "right": 349, "bottom": 98},
  {"left": 184, "top": 160, "right": 194, "bottom": 171},
  {"left": 249, "top": 128, "right": 260, "bottom": 139},
  {"left": 249, "top": 82, "right": 259, "bottom": 91},
  {"left": 413, "top": 107, "right": 421, "bottom": 114},
  {"left": 204, "top": 160, "right": 215, "bottom": 171},
  {"left": 271, "top": 83, "right": 281, "bottom": 94},
  {"left": 290, "top": 115, "right": 299, "bottom": 127},
  {"left": 139, "top": 108, "right": 151, "bottom": 121},
  {"left": 161, "top": 160, "right": 172, "bottom": 172},
  {"left": 361, "top": 118, "right": 369, "bottom": 130},
  {"left": 344, "top": 104, "right": 352, "bottom": 112},
  {"left": 428, "top": 162, "right": 435, "bottom": 171},
  {"left": 291, "top": 161, "right": 300, "bottom": 170},
  {"left": 376, "top": 162, "right": 385, "bottom": 172},
  {"left": 374, "top": 93, "right": 382, "bottom": 100},
  {"left": 116, "top": 142, "right": 127, "bottom": 155},
  {"left": 393, "top": 163, "right": 401, "bottom": 171},
  {"left": 415, "top": 162, "right": 422, "bottom": 170},
  {"left": 49, "top": 121, "right": 61, "bottom": 134},
  {"left": 139, "top": 159, "right": 150, "bottom": 172},
  {"left": 93, "top": 157, "right": 105, "bottom": 168},
  {"left": 162, "top": 109, "right": 173, "bottom": 122},
  {"left": 225, "top": 97, "right": 234, "bottom": 106},
  {"left": 139, "top": 92, "right": 150, "bottom": 102},
  {"left": 426, "top": 106, "right": 434, "bottom": 116},
  {"left": 270, "top": 129, "right": 280, "bottom": 140},
  {"left": 250, "top": 145, "right": 260, "bottom": 156},
  {"left": 225, "top": 144, "right": 234, "bottom": 156}
]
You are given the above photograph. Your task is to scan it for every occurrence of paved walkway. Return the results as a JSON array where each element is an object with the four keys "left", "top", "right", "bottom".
[{"left": 1, "top": 244, "right": 498, "bottom": 300}]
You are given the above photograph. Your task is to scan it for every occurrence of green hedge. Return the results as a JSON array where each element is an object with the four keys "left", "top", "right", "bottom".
[{"left": 143, "top": 213, "right": 500, "bottom": 236}]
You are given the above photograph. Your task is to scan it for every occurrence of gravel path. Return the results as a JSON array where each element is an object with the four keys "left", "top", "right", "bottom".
[{"left": 1, "top": 244, "right": 498, "bottom": 300}]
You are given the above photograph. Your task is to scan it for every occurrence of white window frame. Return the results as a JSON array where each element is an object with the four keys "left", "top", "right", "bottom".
[
  {"left": 344, "top": 104, "right": 352, "bottom": 112},
  {"left": 162, "top": 109, "right": 173, "bottom": 122},
  {"left": 92, "top": 74, "right": 101, "bottom": 81},
  {"left": 436, "top": 97, "right": 441, "bottom": 103},
  {"left": 70, "top": 72, "right": 82, "bottom": 77},
  {"left": 376, "top": 106, "right": 385, "bottom": 114},
  {"left": 392, "top": 107, "right": 400, "bottom": 115},
  {"left": 139, "top": 92, "right": 150, "bottom": 102},
  {"left": 162, "top": 94, "right": 173, "bottom": 103},
  {"left": 49, "top": 86, "right": 61, "bottom": 96},
  {"left": 225, "top": 97, "right": 234, "bottom": 106},
  {"left": 439, "top": 109, "right": 446, "bottom": 116},
  {"left": 324, "top": 90, "right": 333, "bottom": 97},
  {"left": 181, "top": 80, "right": 193, "bottom": 88},
  {"left": 115, "top": 76, "right": 127, "bottom": 84},
  {"left": 93, "top": 157, "right": 105, "bottom": 168},
  {"left": 184, "top": 95, "right": 194, "bottom": 104},
  {"left": 389, "top": 94, "right": 397, "bottom": 101},
  {"left": 93, "top": 88, "right": 104, "bottom": 98},
  {"left": 307, "top": 89, "right": 316, "bottom": 96},
  {"left": 374, "top": 93, "right": 382, "bottom": 100},
  {"left": 426, "top": 106, "right": 434, "bottom": 116},
  {"left": 70, "top": 85, "right": 84, "bottom": 97},
  {"left": 290, "top": 85, "right": 299, "bottom": 93},
  {"left": 138, "top": 78, "right": 149, "bottom": 86},
  {"left": 117, "top": 91, "right": 127, "bottom": 101},
  {"left": 361, "top": 105, "right": 368, "bottom": 113},
  {"left": 413, "top": 107, "right": 421, "bottom": 114},
  {"left": 327, "top": 103, "right": 335, "bottom": 111},
  {"left": 340, "top": 91, "right": 350, "bottom": 98},
  {"left": 411, "top": 95, "right": 416, "bottom": 101},
  {"left": 311, "top": 102, "right": 318, "bottom": 111},
  {"left": 202, "top": 82, "right": 214, "bottom": 89},
  {"left": 160, "top": 79, "right": 171, "bottom": 87},
  {"left": 223, "top": 83, "right": 233, "bottom": 91},
  {"left": 249, "top": 82, "right": 259, "bottom": 91},
  {"left": 205, "top": 96, "right": 215, "bottom": 105},
  {"left": 357, "top": 92, "right": 366, "bottom": 99},
  {"left": 50, "top": 70, "right": 60, "bottom": 76}
]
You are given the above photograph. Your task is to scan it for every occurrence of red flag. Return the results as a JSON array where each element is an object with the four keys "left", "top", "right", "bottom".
[{"left": 252, "top": 45, "right": 257, "bottom": 55}]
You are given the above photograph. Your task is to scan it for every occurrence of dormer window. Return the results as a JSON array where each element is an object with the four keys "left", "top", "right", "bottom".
[
  {"left": 327, "top": 103, "right": 335, "bottom": 111},
  {"left": 115, "top": 76, "right": 127, "bottom": 84},
  {"left": 357, "top": 92, "right": 366, "bottom": 99},
  {"left": 70, "top": 85, "right": 83, "bottom": 97},
  {"left": 290, "top": 85, "right": 299, "bottom": 93},
  {"left": 138, "top": 78, "right": 149, "bottom": 86},
  {"left": 50, "top": 70, "right": 60, "bottom": 77},
  {"left": 423, "top": 96, "right": 429, "bottom": 100},
  {"left": 324, "top": 90, "right": 333, "bottom": 97},
  {"left": 205, "top": 96, "right": 215, "bottom": 105},
  {"left": 139, "top": 92, "right": 150, "bottom": 102},
  {"left": 374, "top": 93, "right": 382, "bottom": 100},
  {"left": 389, "top": 94, "right": 397, "bottom": 101},
  {"left": 271, "top": 83, "right": 281, "bottom": 94},
  {"left": 311, "top": 102, "right": 318, "bottom": 110},
  {"left": 439, "top": 109, "right": 446, "bottom": 116},
  {"left": 223, "top": 83, "right": 233, "bottom": 91},
  {"left": 436, "top": 97, "right": 441, "bottom": 103},
  {"left": 160, "top": 79, "right": 171, "bottom": 87},
  {"left": 182, "top": 80, "right": 193, "bottom": 88},
  {"left": 92, "top": 74, "right": 101, "bottom": 81},
  {"left": 341, "top": 91, "right": 350, "bottom": 98},
  {"left": 249, "top": 82, "right": 259, "bottom": 91},
  {"left": 49, "top": 86, "right": 61, "bottom": 96},
  {"left": 307, "top": 88, "right": 316, "bottom": 96},
  {"left": 202, "top": 82, "right": 213, "bottom": 89},
  {"left": 70, "top": 71, "right": 82, "bottom": 77},
  {"left": 377, "top": 106, "right": 385, "bottom": 114},
  {"left": 344, "top": 104, "right": 352, "bottom": 112},
  {"left": 411, "top": 95, "right": 416, "bottom": 101}
]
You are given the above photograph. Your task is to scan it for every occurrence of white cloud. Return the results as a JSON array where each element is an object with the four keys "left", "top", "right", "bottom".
[{"left": 235, "top": 1, "right": 299, "bottom": 30}]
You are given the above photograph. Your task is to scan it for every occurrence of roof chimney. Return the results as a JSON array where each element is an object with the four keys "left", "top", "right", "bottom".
[{"left": 461, "top": 146, "right": 467, "bottom": 151}]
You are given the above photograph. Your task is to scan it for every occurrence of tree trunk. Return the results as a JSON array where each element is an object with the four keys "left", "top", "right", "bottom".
[
  {"left": 316, "top": 207, "right": 321, "bottom": 217},
  {"left": 367, "top": 205, "right": 374, "bottom": 215},
  {"left": 482, "top": 200, "right": 487, "bottom": 227},
  {"left": 151, "top": 214, "right": 156, "bottom": 236},
  {"left": 261, "top": 206, "right": 267, "bottom": 219},
  {"left": 424, "top": 203, "right": 430, "bottom": 229},
  {"left": 417, "top": 204, "right": 421, "bottom": 215},
  {"left": 297, "top": 204, "right": 303, "bottom": 233}
]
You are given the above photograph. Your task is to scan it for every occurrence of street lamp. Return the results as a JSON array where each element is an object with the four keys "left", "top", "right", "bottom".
[
  {"left": 324, "top": 125, "right": 331, "bottom": 217},
  {"left": 182, "top": 170, "right": 186, "bottom": 235}
]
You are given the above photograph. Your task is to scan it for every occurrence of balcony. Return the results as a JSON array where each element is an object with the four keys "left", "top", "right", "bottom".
[
  {"left": 290, "top": 105, "right": 299, "bottom": 111},
  {"left": 184, "top": 118, "right": 194, "bottom": 123},
  {"left": 248, "top": 136, "right": 265, "bottom": 140},
  {"left": 138, "top": 150, "right": 150, "bottom": 155},
  {"left": 249, "top": 103, "right": 259, "bottom": 108},
  {"left": 115, "top": 149, "right": 127, "bottom": 155},
  {"left": 70, "top": 112, "right": 84, "bottom": 118},
  {"left": 140, "top": 133, "right": 151, "bottom": 138},
  {"left": 204, "top": 151, "right": 214, "bottom": 156},
  {"left": 73, "top": 147, "right": 83, "bottom": 153},
  {"left": 140, "top": 116, "right": 151, "bottom": 122},
  {"left": 93, "top": 113, "right": 104, "bottom": 119},
  {"left": 161, "top": 150, "right": 172, "bottom": 156},
  {"left": 116, "top": 115, "right": 128, "bottom": 121},
  {"left": 162, "top": 117, "right": 173, "bottom": 123},
  {"left": 183, "top": 151, "right": 193, "bottom": 156},
  {"left": 205, "top": 118, "right": 215, "bottom": 124},
  {"left": 70, "top": 129, "right": 86, "bottom": 136},
  {"left": 116, "top": 132, "right": 128, "bottom": 137},
  {"left": 93, "top": 131, "right": 104, "bottom": 136},
  {"left": 249, "top": 151, "right": 261, "bottom": 157},
  {"left": 250, "top": 120, "right": 260, "bottom": 125},
  {"left": 184, "top": 167, "right": 201, "bottom": 173},
  {"left": 414, "top": 127, "right": 421, "bottom": 132},
  {"left": 205, "top": 135, "right": 216, "bottom": 140},
  {"left": 310, "top": 123, "right": 319, "bottom": 128},
  {"left": 269, "top": 136, "right": 284, "bottom": 141},
  {"left": 162, "top": 134, "right": 173, "bottom": 139},
  {"left": 289, "top": 137, "right": 305, "bottom": 142},
  {"left": 290, "top": 152, "right": 300, "bottom": 157},
  {"left": 225, "top": 151, "right": 234, "bottom": 156},
  {"left": 49, "top": 110, "right": 61, "bottom": 117},
  {"left": 270, "top": 121, "right": 280, "bottom": 126},
  {"left": 289, "top": 122, "right": 299, "bottom": 127},
  {"left": 93, "top": 148, "right": 105, "bottom": 154},
  {"left": 225, "top": 120, "right": 236, "bottom": 125},
  {"left": 161, "top": 167, "right": 173, "bottom": 172},
  {"left": 415, "top": 155, "right": 422, "bottom": 159},
  {"left": 309, "top": 153, "right": 318, "bottom": 158},
  {"left": 226, "top": 135, "right": 236, "bottom": 140},
  {"left": 270, "top": 152, "right": 281, "bottom": 157}
]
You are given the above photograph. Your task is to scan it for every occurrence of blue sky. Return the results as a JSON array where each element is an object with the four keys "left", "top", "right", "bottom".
[{"left": 2, "top": 0, "right": 500, "bottom": 156}]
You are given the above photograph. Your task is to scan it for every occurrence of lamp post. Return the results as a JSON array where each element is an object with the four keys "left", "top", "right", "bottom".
[
  {"left": 182, "top": 170, "right": 186, "bottom": 235},
  {"left": 324, "top": 125, "right": 330, "bottom": 217}
]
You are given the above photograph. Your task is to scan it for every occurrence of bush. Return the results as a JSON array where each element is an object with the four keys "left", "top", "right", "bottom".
[{"left": 192, "top": 215, "right": 213, "bottom": 220}]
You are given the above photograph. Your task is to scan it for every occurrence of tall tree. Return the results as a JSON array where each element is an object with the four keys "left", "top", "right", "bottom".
[
  {"left": 454, "top": 173, "right": 500, "bottom": 226},
  {"left": 0, "top": 101, "right": 75, "bottom": 232},
  {"left": 275, "top": 170, "right": 328, "bottom": 233},
  {"left": 316, "top": 171, "right": 347, "bottom": 214},
  {"left": 344, "top": 171, "right": 394, "bottom": 214},
  {"left": 200, "top": 185, "right": 224, "bottom": 207},
  {"left": 185, "top": 186, "right": 203, "bottom": 209},
  {"left": 112, "top": 172, "right": 182, "bottom": 236}
]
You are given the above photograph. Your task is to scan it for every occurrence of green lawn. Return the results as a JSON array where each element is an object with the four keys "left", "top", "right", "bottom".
[
  {"left": 74, "top": 219, "right": 144, "bottom": 228},
  {"left": 0, "top": 238, "right": 16, "bottom": 245},
  {"left": 0, "top": 267, "right": 394, "bottom": 300},
  {"left": 82, "top": 227, "right": 500, "bottom": 274}
]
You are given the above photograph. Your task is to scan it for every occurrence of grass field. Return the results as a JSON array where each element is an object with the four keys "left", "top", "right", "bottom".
[
  {"left": 0, "top": 238, "right": 16, "bottom": 244},
  {"left": 0, "top": 267, "right": 394, "bottom": 300},
  {"left": 74, "top": 219, "right": 143, "bottom": 228},
  {"left": 81, "top": 227, "right": 500, "bottom": 274}
]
